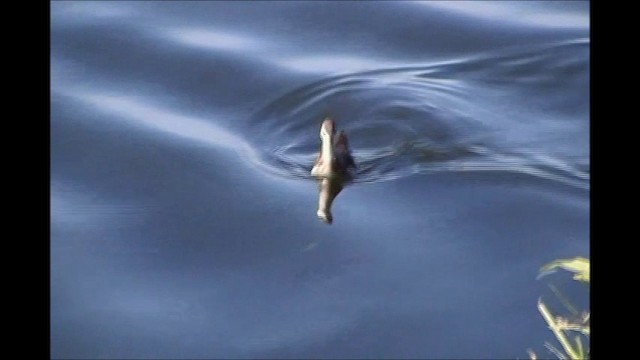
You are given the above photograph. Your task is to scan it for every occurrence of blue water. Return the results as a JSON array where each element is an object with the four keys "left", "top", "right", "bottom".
[{"left": 51, "top": 1, "right": 589, "bottom": 358}]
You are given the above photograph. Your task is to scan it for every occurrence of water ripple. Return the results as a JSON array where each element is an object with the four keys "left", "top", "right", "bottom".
[{"left": 246, "top": 40, "right": 589, "bottom": 189}]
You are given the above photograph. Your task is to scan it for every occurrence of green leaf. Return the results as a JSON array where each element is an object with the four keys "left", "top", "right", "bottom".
[{"left": 540, "top": 257, "right": 589, "bottom": 283}]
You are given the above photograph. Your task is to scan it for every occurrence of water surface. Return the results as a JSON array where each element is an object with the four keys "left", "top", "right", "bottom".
[{"left": 51, "top": 1, "right": 589, "bottom": 358}]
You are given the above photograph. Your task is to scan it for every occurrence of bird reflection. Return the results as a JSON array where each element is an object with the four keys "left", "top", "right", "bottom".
[{"left": 310, "top": 118, "right": 356, "bottom": 224}]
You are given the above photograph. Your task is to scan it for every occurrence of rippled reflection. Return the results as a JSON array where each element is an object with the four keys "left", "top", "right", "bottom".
[
  {"left": 167, "top": 28, "right": 260, "bottom": 52},
  {"left": 247, "top": 40, "right": 589, "bottom": 189},
  {"left": 417, "top": 1, "right": 589, "bottom": 29}
]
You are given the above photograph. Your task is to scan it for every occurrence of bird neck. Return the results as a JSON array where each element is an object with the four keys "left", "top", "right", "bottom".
[{"left": 321, "top": 133, "right": 334, "bottom": 163}]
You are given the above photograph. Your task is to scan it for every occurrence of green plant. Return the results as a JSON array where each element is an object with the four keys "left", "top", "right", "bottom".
[{"left": 529, "top": 257, "right": 589, "bottom": 360}]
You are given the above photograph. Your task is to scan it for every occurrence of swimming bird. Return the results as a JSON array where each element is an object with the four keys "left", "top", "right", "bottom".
[{"left": 311, "top": 118, "right": 356, "bottom": 223}]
